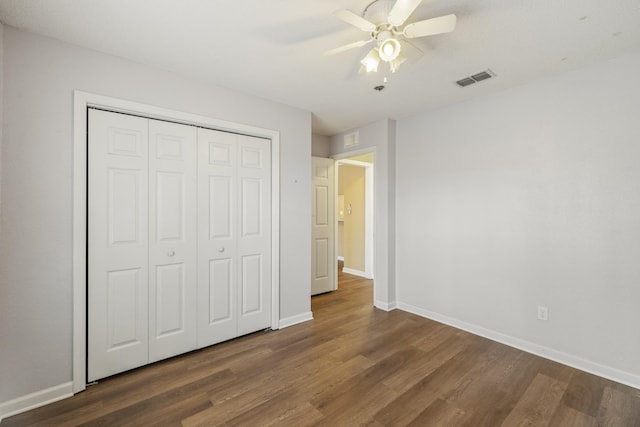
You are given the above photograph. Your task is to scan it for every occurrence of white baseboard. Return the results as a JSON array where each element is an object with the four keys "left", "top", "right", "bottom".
[
  {"left": 0, "top": 382, "right": 73, "bottom": 421},
  {"left": 342, "top": 267, "right": 373, "bottom": 279},
  {"left": 278, "top": 311, "right": 313, "bottom": 329},
  {"left": 337, "top": 256, "right": 344, "bottom": 262},
  {"left": 375, "top": 300, "right": 398, "bottom": 312},
  {"left": 396, "top": 301, "right": 640, "bottom": 390}
]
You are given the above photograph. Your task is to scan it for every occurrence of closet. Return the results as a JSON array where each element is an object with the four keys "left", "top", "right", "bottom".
[{"left": 87, "top": 109, "right": 271, "bottom": 382}]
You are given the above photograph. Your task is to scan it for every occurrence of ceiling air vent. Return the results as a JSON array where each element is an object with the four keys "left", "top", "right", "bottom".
[
  {"left": 456, "top": 77, "right": 476, "bottom": 87},
  {"left": 456, "top": 69, "right": 496, "bottom": 87}
]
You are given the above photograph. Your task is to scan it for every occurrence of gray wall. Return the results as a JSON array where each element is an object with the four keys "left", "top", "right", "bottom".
[
  {"left": 329, "top": 119, "right": 396, "bottom": 306},
  {"left": 0, "top": 26, "right": 312, "bottom": 402},
  {"left": 0, "top": 22, "right": 3, "bottom": 232},
  {"left": 396, "top": 51, "right": 640, "bottom": 383},
  {"left": 311, "top": 134, "right": 330, "bottom": 158}
]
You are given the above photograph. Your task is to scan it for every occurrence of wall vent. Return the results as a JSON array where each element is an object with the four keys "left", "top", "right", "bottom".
[
  {"left": 344, "top": 132, "right": 359, "bottom": 148},
  {"left": 456, "top": 69, "right": 496, "bottom": 87}
]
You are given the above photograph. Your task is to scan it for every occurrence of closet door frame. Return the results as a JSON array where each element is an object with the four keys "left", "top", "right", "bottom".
[{"left": 72, "top": 91, "right": 280, "bottom": 394}]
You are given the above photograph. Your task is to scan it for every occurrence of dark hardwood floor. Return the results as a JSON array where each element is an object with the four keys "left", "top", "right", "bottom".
[{"left": 4, "top": 267, "right": 640, "bottom": 426}]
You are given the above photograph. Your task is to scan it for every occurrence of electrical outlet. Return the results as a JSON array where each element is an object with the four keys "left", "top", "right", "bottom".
[{"left": 537, "top": 306, "right": 549, "bottom": 321}]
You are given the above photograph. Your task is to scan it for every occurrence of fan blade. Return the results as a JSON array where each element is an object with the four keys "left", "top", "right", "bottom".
[
  {"left": 403, "top": 14, "right": 457, "bottom": 39},
  {"left": 324, "top": 39, "right": 372, "bottom": 56},
  {"left": 388, "top": 0, "right": 423, "bottom": 27},
  {"left": 333, "top": 9, "right": 376, "bottom": 32}
]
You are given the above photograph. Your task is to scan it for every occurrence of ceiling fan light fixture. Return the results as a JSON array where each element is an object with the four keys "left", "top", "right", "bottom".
[
  {"left": 360, "top": 48, "right": 381, "bottom": 73},
  {"left": 329, "top": 1, "right": 456, "bottom": 76},
  {"left": 389, "top": 53, "right": 407, "bottom": 73},
  {"left": 378, "top": 38, "right": 401, "bottom": 62}
]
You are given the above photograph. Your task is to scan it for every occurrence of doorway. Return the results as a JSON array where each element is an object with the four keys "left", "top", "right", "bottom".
[
  {"left": 310, "top": 149, "right": 375, "bottom": 304},
  {"left": 336, "top": 156, "right": 374, "bottom": 280}
]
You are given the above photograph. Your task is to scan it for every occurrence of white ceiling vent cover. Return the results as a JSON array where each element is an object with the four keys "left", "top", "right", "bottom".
[
  {"left": 456, "top": 69, "right": 496, "bottom": 87},
  {"left": 344, "top": 132, "right": 359, "bottom": 148}
]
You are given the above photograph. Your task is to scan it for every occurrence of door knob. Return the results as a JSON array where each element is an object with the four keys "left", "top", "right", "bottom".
[
  {"left": 167, "top": 250, "right": 175, "bottom": 257},
  {"left": 218, "top": 247, "right": 225, "bottom": 253}
]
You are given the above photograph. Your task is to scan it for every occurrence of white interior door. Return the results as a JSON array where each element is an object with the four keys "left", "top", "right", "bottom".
[
  {"left": 88, "top": 109, "right": 149, "bottom": 382},
  {"left": 311, "top": 157, "right": 336, "bottom": 295},
  {"left": 148, "top": 119, "right": 197, "bottom": 363}
]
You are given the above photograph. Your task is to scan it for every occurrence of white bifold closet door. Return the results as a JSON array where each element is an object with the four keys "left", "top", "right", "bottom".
[
  {"left": 88, "top": 109, "right": 272, "bottom": 382},
  {"left": 88, "top": 109, "right": 197, "bottom": 382},
  {"left": 88, "top": 110, "right": 150, "bottom": 381},
  {"left": 147, "top": 119, "right": 197, "bottom": 363},
  {"left": 197, "top": 128, "right": 272, "bottom": 348}
]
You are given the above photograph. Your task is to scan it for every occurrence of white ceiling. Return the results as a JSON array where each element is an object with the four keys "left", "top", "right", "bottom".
[{"left": 1, "top": 0, "right": 639, "bottom": 136}]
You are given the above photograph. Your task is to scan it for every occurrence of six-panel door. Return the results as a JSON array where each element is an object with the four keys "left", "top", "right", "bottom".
[
  {"left": 311, "top": 157, "right": 336, "bottom": 295},
  {"left": 88, "top": 109, "right": 150, "bottom": 382},
  {"left": 236, "top": 134, "right": 272, "bottom": 336},
  {"left": 197, "top": 129, "right": 238, "bottom": 345},
  {"left": 148, "top": 119, "right": 198, "bottom": 363}
]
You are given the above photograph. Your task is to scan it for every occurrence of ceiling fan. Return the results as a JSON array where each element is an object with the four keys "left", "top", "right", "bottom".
[{"left": 325, "top": 0, "right": 456, "bottom": 74}]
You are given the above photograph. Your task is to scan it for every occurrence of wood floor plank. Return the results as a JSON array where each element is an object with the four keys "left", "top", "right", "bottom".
[
  {"left": 381, "top": 334, "right": 469, "bottom": 393},
  {"left": 4, "top": 270, "right": 640, "bottom": 427},
  {"left": 373, "top": 339, "right": 491, "bottom": 426},
  {"left": 222, "top": 389, "right": 303, "bottom": 426},
  {"left": 292, "top": 354, "right": 375, "bottom": 405},
  {"left": 500, "top": 373, "right": 568, "bottom": 427},
  {"left": 596, "top": 386, "right": 640, "bottom": 427},
  {"left": 548, "top": 404, "right": 598, "bottom": 427},
  {"left": 310, "top": 382, "right": 399, "bottom": 426},
  {"left": 250, "top": 402, "right": 325, "bottom": 427},
  {"left": 445, "top": 344, "right": 553, "bottom": 427},
  {"left": 75, "top": 369, "right": 233, "bottom": 426},
  {"left": 407, "top": 398, "right": 467, "bottom": 427},
  {"left": 439, "top": 342, "right": 518, "bottom": 427},
  {"left": 562, "top": 370, "right": 607, "bottom": 417},
  {"left": 309, "top": 347, "right": 422, "bottom": 411},
  {"left": 120, "top": 392, "right": 212, "bottom": 427},
  {"left": 411, "top": 321, "right": 459, "bottom": 353},
  {"left": 372, "top": 386, "right": 440, "bottom": 426}
]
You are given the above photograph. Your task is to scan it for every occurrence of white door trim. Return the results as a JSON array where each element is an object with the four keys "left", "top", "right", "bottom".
[{"left": 73, "top": 90, "right": 281, "bottom": 393}]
